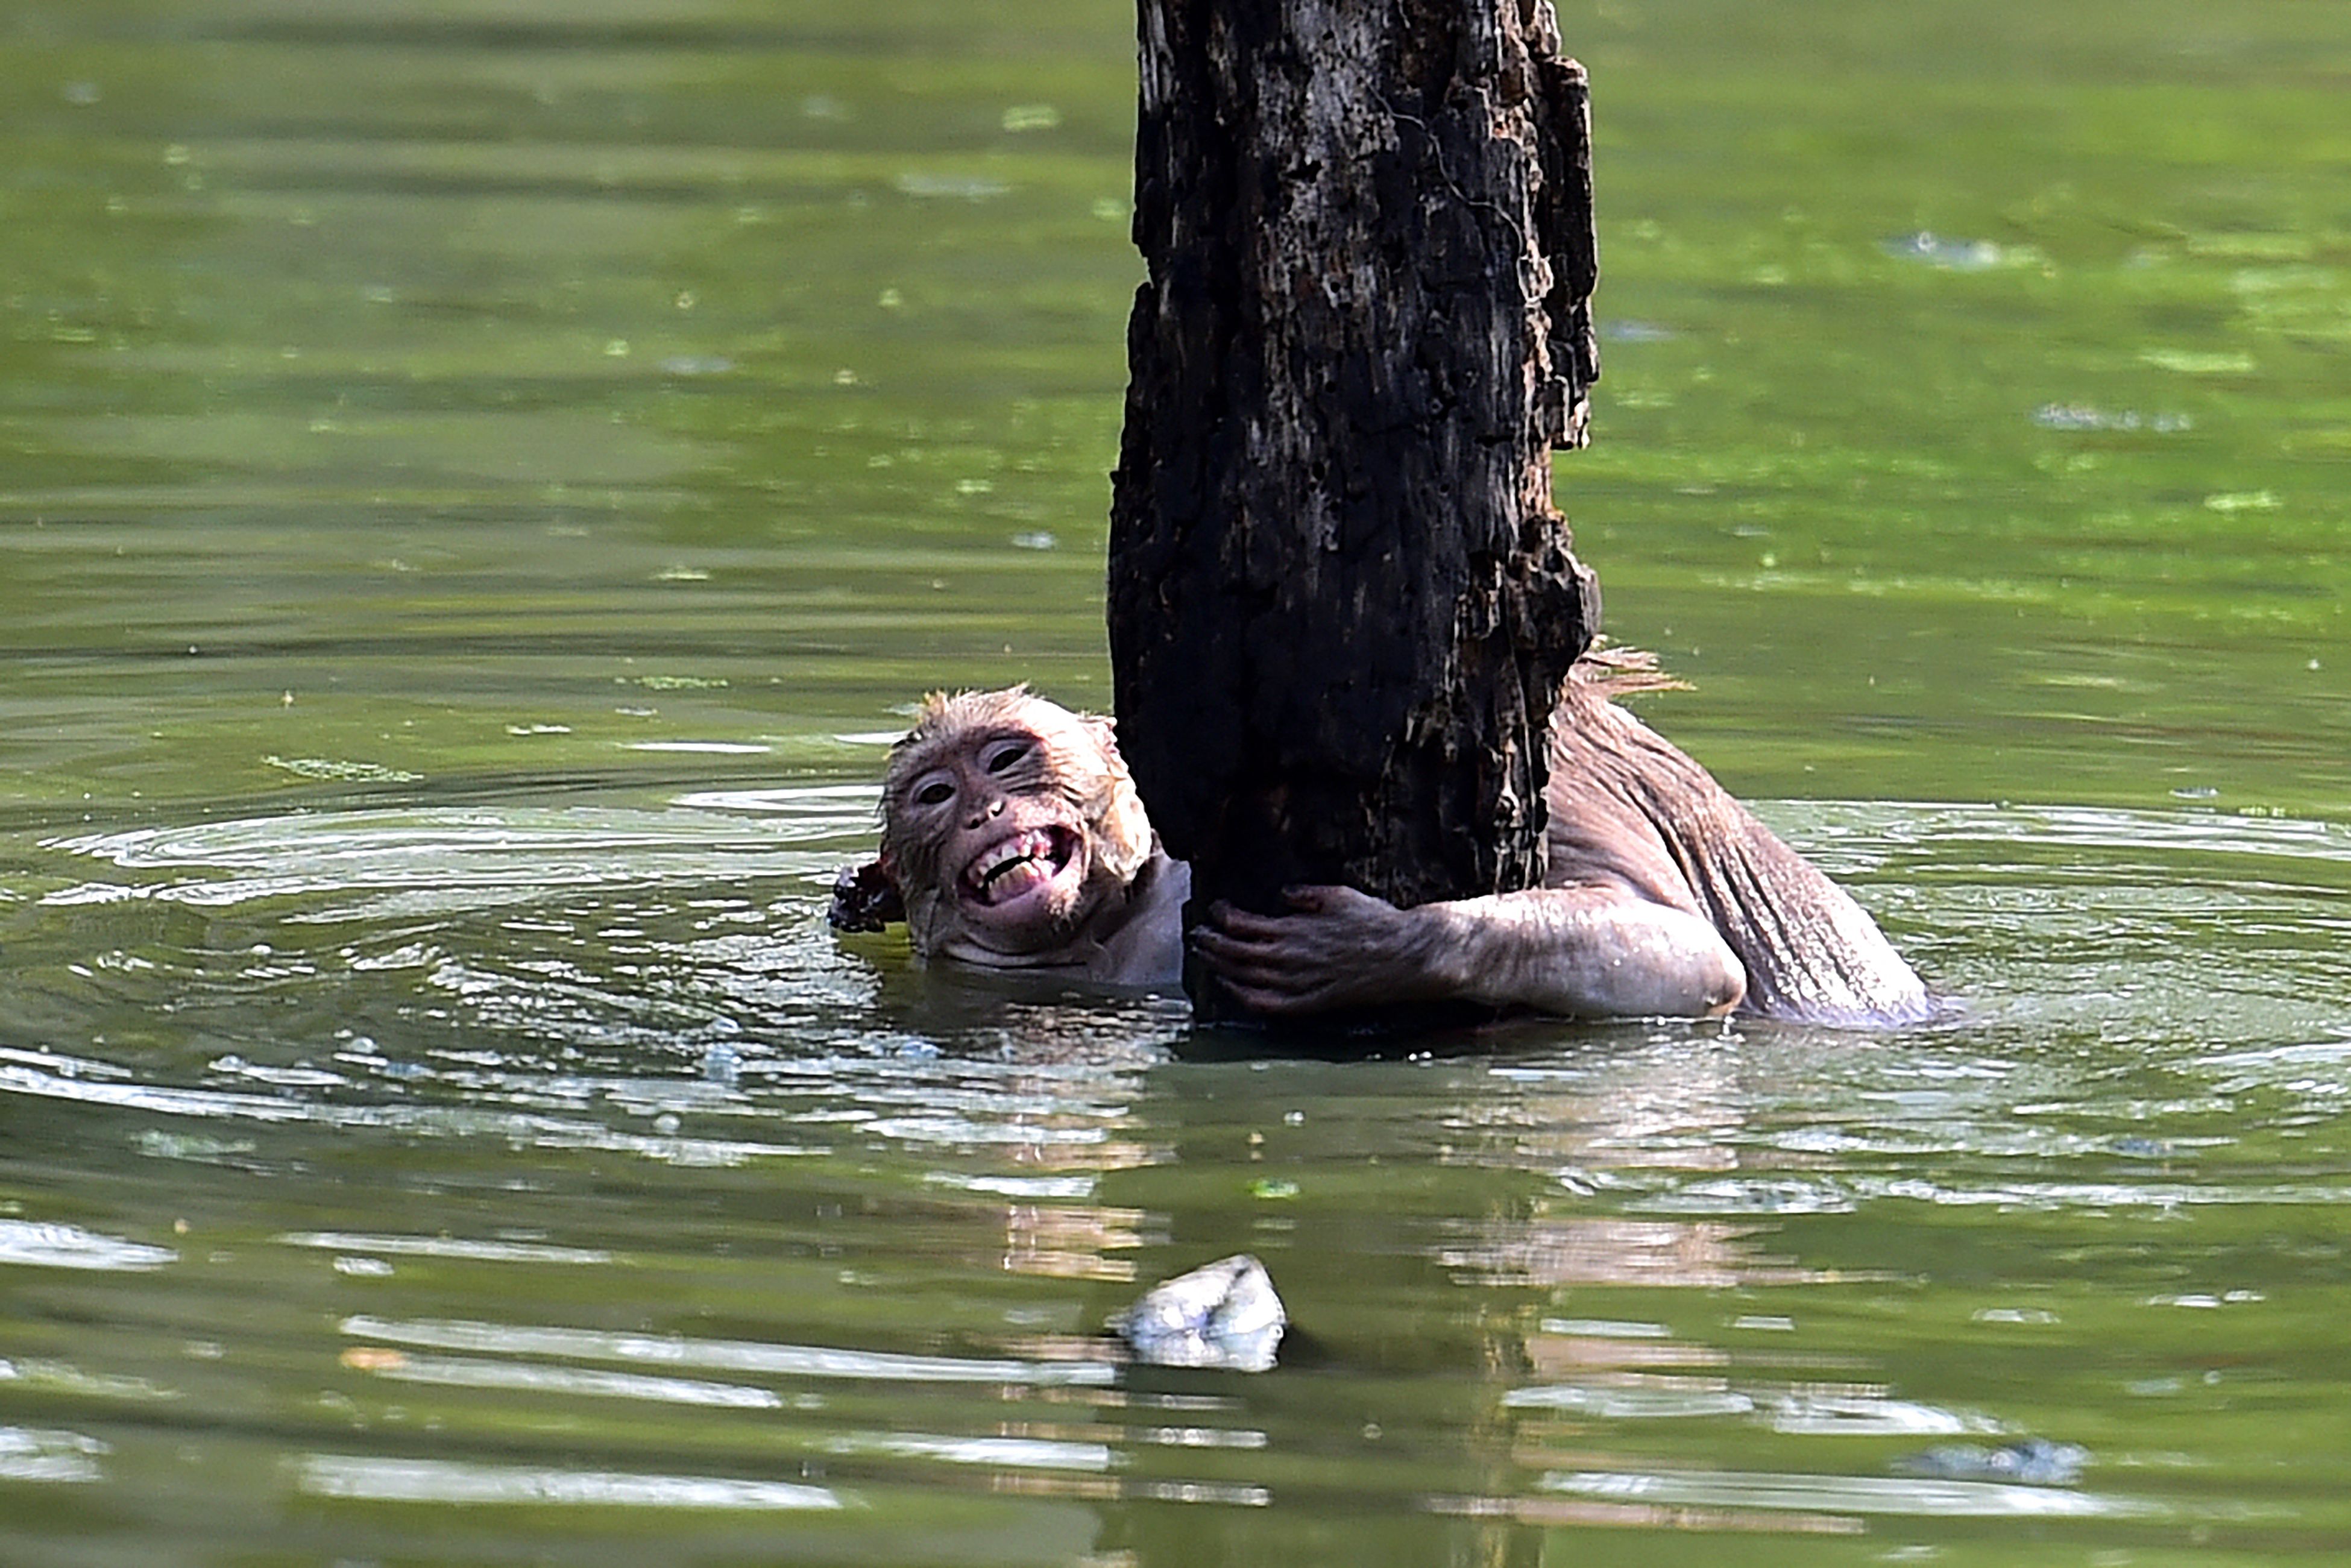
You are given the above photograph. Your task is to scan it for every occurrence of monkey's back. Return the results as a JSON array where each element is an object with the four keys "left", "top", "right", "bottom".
[{"left": 1544, "top": 670, "right": 1933, "bottom": 1025}]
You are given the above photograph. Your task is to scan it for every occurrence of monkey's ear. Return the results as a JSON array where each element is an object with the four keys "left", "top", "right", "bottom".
[
  {"left": 1082, "top": 714, "right": 1126, "bottom": 769},
  {"left": 828, "top": 858, "right": 906, "bottom": 932}
]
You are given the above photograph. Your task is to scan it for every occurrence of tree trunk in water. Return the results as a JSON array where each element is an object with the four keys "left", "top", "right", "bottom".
[{"left": 1107, "top": 0, "right": 1603, "bottom": 1007}]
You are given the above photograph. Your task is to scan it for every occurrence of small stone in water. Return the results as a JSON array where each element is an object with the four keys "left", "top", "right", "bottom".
[
  {"left": 1895, "top": 1437, "right": 2089, "bottom": 1486},
  {"left": 1112, "top": 1253, "right": 1286, "bottom": 1373}
]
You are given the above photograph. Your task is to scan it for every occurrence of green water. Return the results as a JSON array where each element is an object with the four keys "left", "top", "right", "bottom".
[{"left": 4, "top": 1, "right": 2350, "bottom": 1563}]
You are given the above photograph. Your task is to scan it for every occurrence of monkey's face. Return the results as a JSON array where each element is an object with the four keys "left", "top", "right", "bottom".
[{"left": 880, "top": 690, "right": 1154, "bottom": 966}]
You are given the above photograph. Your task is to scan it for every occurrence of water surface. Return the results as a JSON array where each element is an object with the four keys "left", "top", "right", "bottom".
[{"left": 5, "top": 1, "right": 2351, "bottom": 1563}]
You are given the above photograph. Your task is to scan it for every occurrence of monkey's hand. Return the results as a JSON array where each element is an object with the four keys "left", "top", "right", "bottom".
[
  {"left": 1193, "top": 886, "right": 1444, "bottom": 1015},
  {"left": 827, "top": 859, "right": 906, "bottom": 933}
]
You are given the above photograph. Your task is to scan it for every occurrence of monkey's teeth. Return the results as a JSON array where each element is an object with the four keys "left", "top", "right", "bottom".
[
  {"left": 987, "top": 858, "right": 1051, "bottom": 904},
  {"left": 969, "top": 829, "right": 1063, "bottom": 905}
]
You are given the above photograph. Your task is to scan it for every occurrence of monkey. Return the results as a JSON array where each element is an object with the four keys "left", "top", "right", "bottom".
[{"left": 831, "top": 660, "right": 1932, "bottom": 1025}]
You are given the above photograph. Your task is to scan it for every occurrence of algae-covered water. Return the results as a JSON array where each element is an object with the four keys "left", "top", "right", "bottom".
[{"left": 5, "top": 1, "right": 2351, "bottom": 1563}]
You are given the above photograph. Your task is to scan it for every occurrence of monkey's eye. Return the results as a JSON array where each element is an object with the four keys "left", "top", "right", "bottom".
[
  {"left": 981, "top": 739, "right": 1031, "bottom": 775},
  {"left": 911, "top": 778, "right": 954, "bottom": 807}
]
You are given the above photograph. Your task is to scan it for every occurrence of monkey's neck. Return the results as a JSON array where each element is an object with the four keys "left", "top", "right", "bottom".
[{"left": 1076, "top": 848, "right": 1188, "bottom": 989}]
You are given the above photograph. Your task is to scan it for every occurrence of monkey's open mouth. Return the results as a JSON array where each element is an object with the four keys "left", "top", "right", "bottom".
[{"left": 963, "top": 825, "right": 1080, "bottom": 908}]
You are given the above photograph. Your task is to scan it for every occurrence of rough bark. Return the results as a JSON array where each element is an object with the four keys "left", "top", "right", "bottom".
[{"left": 1107, "top": 0, "right": 1602, "bottom": 979}]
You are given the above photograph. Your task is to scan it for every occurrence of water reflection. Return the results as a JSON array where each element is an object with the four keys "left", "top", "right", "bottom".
[
  {"left": 283, "top": 1232, "right": 612, "bottom": 1265},
  {"left": 296, "top": 1455, "right": 846, "bottom": 1510},
  {"left": 1534, "top": 1466, "right": 2159, "bottom": 1520}
]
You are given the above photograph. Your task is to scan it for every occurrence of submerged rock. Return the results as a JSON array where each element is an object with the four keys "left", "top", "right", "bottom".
[
  {"left": 1895, "top": 1437, "right": 2089, "bottom": 1486},
  {"left": 1112, "top": 1254, "right": 1286, "bottom": 1373}
]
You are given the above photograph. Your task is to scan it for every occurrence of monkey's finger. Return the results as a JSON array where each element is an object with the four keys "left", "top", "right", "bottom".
[
  {"left": 1191, "top": 929, "right": 1294, "bottom": 979},
  {"left": 1192, "top": 934, "right": 1331, "bottom": 995},
  {"left": 1189, "top": 927, "right": 1262, "bottom": 971},
  {"left": 1195, "top": 922, "right": 1327, "bottom": 960},
  {"left": 1200, "top": 927, "right": 1356, "bottom": 989},
  {"left": 1204, "top": 904, "right": 1299, "bottom": 940}
]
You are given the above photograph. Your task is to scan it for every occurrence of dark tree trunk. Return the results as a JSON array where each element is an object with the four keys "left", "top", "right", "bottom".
[{"left": 1107, "top": 0, "right": 1603, "bottom": 998}]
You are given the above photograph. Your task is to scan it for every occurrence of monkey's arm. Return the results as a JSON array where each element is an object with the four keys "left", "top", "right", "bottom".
[{"left": 1194, "top": 884, "right": 1745, "bottom": 1021}]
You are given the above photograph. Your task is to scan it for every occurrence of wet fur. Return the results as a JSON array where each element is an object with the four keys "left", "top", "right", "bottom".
[{"left": 1547, "top": 653, "right": 1930, "bottom": 1023}]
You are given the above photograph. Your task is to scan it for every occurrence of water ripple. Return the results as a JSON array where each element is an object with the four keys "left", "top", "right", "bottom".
[
  {"left": 1767, "top": 1394, "right": 2000, "bottom": 1437},
  {"left": 280, "top": 1232, "right": 614, "bottom": 1265},
  {"left": 821, "top": 1431, "right": 1115, "bottom": 1473},
  {"left": 43, "top": 805, "right": 848, "bottom": 913},
  {"left": 343, "top": 1350, "right": 781, "bottom": 1411},
  {"left": 0, "top": 1059, "right": 822, "bottom": 1164},
  {"left": 1537, "top": 1466, "right": 2162, "bottom": 1520},
  {"left": 0, "top": 1219, "right": 177, "bottom": 1273},
  {"left": 296, "top": 1455, "right": 846, "bottom": 1510},
  {"left": 1504, "top": 1384, "right": 1757, "bottom": 1418},
  {"left": 339, "top": 1315, "right": 1118, "bottom": 1387},
  {"left": 0, "top": 1428, "right": 109, "bottom": 1485}
]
